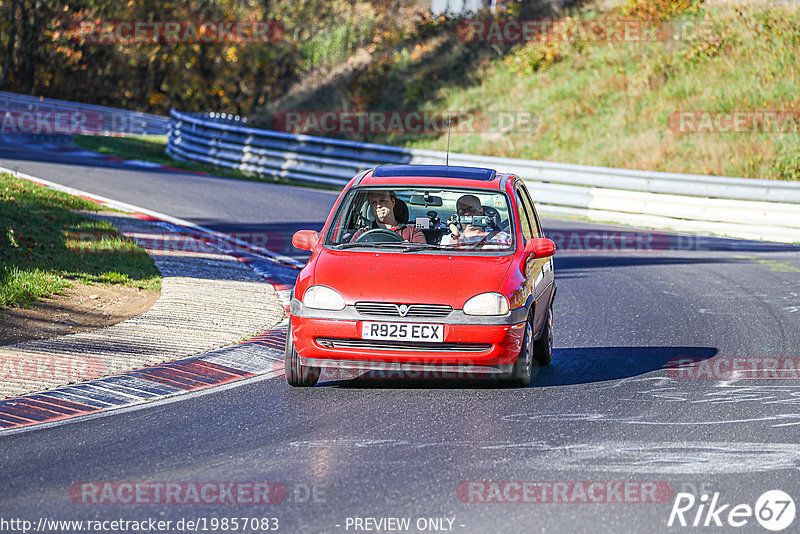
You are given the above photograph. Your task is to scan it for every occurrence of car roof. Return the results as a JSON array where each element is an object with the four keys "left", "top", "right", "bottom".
[{"left": 358, "top": 165, "right": 511, "bottom": 190}]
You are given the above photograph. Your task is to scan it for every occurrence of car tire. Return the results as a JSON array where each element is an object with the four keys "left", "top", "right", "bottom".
[
  {"left": 284, "top": 319, "right": 320, "bottom": 387},
  {"left": 532, "top": 303, "right": 553, "bottom": 366},
  {"left": 504, "top": 315, "right": 534, "bottom": 387}
]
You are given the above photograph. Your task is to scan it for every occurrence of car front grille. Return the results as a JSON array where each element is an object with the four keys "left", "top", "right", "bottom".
[
  {"left": 354, "top": 302, "right": 453, "bottom": 318},
  {"left": 315, "top": 338, "right": 490, "bottom": 352}
]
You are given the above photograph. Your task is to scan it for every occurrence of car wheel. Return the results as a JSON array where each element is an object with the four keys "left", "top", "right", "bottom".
[
  {"left": 284, "top": 318, "right": 320, "bottom": 387},
  {"left": 504, "top": 315, "right": 534, "bottom": 387},
  {"left": 532, "top": 303, "right": 553, "bottom": 366}
]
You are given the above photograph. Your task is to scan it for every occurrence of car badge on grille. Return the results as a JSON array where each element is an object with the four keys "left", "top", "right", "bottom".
[{"left": 397, "top": 304, "right": 410, "bottom": 316}]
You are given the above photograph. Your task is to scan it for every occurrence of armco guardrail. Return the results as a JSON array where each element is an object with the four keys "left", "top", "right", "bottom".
[
  {"left": 0, "top": 91, "right": 169, "bottom": 136},
  {"left": 167, "top": 109, "right": 413, "bottom": 186},
  {"left": 167, "top": 109, "right": 800, "bottom": 243}
]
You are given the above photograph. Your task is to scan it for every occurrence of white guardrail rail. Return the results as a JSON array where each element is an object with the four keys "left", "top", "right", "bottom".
[
  {"left": 163, "top": 108, "right": 797, "bottom": 244},
  {"left": 0, "top": 91, "right": 169, "bottom": 136}
]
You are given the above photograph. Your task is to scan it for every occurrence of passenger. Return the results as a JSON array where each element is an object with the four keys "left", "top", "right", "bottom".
[
  {"left": 350, "top": 190, "right": 426, "bottom": 243},
  {"left": 440, "top": 194, "right": 510, "bottom": 247}
]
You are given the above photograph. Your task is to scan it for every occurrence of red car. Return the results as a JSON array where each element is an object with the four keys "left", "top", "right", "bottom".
[{"left": 286, "top": 165, "right": 556, "bottom": 386}]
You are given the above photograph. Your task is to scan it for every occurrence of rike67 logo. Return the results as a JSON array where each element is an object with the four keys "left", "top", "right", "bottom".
[{"left": 668, "top": 490, "right": 795, "bottom": 531}]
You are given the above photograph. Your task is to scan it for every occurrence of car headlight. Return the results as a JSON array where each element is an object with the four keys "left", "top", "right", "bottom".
[
  {"left": 463, "top": 292, "right": 509, "bottom": 316},
  {"left": 303, "top": 285, "right": 346, "bottom": 310}
]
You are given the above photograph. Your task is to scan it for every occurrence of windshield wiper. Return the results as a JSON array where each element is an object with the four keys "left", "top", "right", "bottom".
[
  {"left": 327, "top": 242, "right": 411, "bottom": 249},
  {"left": 328, "top": 242, "right": 443, "bottom": 251},
  {"left": 328, "top": 242, "right": 370, "bottom": 249},
  {"left": 371, "top": 243, "right": 447, "bottom": 252},
  {"left": 391, "top": 243, "right": 443, "bottom": 251}
]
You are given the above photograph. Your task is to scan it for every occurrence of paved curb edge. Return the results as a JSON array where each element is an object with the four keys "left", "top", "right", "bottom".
[{"left": 0, "top": 165, "right": 302, "bottom": 433}]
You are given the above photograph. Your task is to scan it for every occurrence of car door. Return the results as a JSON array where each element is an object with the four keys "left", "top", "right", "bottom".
[{"left": 515, "top": 180, "right": 554, "bottom": 337}]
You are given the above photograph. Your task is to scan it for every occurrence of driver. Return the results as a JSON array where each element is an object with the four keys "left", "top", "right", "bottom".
[{"left": 350, "top": 190, "right": 426, "bottom": 243}]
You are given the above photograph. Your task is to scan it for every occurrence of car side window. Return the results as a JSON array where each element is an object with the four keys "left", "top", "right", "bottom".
[
  {"left": 517, "top": 184, "right": 542, "bottom": 238},
  {"left": 326, "top": 190, "right": 362, "bottom": 243},
  {"left": 515, "top": 188, "right": 534, "bottom": 244}
]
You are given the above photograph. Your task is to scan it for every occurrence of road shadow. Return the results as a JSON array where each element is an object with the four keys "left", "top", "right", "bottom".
[
  {"left": 527, "top": 345, "right": 718, "bottom": 386},
  {"left": 319, "top": 345, "right": 717, "bottom": 389},
  {"left": 544, "top": 226, "right": 800, "bottom": 256},
  {"left": 554, "top": 255, "right": 748, "bottom": 271},
  {"left": 189, "top": 220, "right": 323, "bottom": 264}
]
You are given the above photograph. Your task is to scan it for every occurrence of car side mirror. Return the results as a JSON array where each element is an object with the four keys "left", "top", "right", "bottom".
[
  {"left": 524, "top": 237, "right": 556, "bottom": 258},
  {"left": 292, "top": 230, "right": 319, "bottom": 251}
]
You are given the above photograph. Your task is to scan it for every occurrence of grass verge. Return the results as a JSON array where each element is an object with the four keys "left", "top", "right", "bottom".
[{"left": 0, "top": 172, "right": 161, "bottom": 309}]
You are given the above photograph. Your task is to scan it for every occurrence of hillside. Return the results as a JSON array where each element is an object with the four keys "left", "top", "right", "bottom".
[{"left": 255, "top": 0, "right": 800, "bottom": 180}]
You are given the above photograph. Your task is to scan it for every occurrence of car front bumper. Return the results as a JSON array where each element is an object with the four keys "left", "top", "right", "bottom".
[{"left": 290, "top": 300, "right": 527, "bottom": 371}]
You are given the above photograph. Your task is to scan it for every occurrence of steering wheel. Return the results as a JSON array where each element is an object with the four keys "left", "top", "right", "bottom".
[{"left": 354, "top": 228, "right": 404, "bottom": 243}]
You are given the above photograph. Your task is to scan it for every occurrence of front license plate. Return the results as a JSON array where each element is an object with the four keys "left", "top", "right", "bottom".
[{"left": 361, "top": 322, "right": 444, "bottom": 342}]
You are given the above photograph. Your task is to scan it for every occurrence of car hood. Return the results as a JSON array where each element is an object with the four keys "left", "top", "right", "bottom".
[{"left": 311, "top": 250, "right": 514, "bottom": 307}]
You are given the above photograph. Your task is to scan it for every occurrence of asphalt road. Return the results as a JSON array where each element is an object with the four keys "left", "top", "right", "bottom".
[{"left": 2, "top": 140, "right": 800, "bottom": 533}]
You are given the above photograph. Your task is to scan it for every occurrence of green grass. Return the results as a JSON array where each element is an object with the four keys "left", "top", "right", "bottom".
[
  {"left": 72, "top": 135, "right": 343, "bottom": 191},
  {"left": 0, "top": 173, "right": 161, "bottom": 309},
  {"left": 75, "top": 134, "right": 242, "bottom": 178},
  {"left": 74, "top": 135, "right": 176, "bottom": 166}
]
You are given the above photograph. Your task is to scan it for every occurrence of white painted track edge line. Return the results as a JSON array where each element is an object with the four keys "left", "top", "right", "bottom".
[
  {"left": 0, "top": 371, "right": 281, "bottom": 436},
  {"left": 0, "top": 164, "right": 305, "bottom": 268}
]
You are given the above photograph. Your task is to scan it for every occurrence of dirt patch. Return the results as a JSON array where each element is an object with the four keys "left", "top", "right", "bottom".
[{"left": 0, "top": 283, "right": 160, "bottom": 346}]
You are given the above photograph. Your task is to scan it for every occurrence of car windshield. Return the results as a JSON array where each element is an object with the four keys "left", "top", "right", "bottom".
[{"left": 325, "top": 187, "right": 514, "bottom": 252}]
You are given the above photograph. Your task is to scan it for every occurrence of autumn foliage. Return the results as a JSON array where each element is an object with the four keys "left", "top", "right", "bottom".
[{"left": 0, "top": 0, "right": 430, "bottom": 116}]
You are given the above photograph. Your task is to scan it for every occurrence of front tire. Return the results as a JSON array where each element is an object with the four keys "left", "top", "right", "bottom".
[
  {"left": 504, "top": 316, "right": 534, "bottom": 387},
  {"left": 284, "top": 318, "right": 320, "bottom": 387},
  {"left": 532, "top": 303, "right": 553, "bottom": 366}
]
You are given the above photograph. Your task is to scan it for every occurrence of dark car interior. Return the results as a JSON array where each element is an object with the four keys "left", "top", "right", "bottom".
[{"left": 335, "top": 190, "right": 510, "bottom": 246}]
